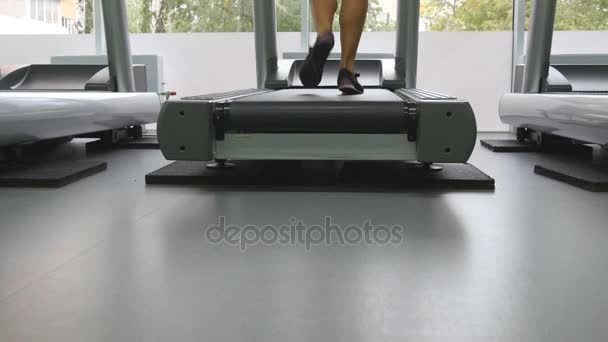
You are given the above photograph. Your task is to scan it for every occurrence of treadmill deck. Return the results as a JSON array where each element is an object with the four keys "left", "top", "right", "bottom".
[
  {"left": 226, "top": 89, "right": 408, "bottom": 133},
  {"left": 157, "top": 87, "right": 477, "bottom": 163}
]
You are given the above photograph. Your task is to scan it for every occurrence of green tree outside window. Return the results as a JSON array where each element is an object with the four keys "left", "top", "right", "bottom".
[{"left": 81, "top": 0, "right": 606, "bottom": 33}]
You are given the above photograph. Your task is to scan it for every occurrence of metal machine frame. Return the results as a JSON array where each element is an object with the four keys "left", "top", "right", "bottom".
[
  {"left": 157, "top": 0, "right": 478, "bottom": 165},
  {"left": 0, "top": 0, "right": 160, "bottom": 147},
  {"left": 501, "top": 0, "right": 608, "bottom": 147}
]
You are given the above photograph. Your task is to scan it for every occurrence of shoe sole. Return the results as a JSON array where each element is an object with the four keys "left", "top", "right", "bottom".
[{"left": 339, "top": 84, "right": 364, "bottom": 95}]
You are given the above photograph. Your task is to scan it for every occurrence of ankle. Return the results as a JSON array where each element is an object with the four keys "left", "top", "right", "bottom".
[
  {"left": 316, "top": 31, "right": 334, "bottom": 45},
  {"left": 339, "top": 64, "right": 355, "bottom": 74}
]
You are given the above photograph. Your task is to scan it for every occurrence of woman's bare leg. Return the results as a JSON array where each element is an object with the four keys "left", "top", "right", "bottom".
[
  {"left": 339, "top": 0, "right": 368, "bottom": 72},
  {"left": 311, "top": 0, "right": 338, "bottom": 35}
]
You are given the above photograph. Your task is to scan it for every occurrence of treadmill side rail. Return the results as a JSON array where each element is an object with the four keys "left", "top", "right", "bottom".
[{"left": 157, "top": 100, "right": 214, "bottom": 161}]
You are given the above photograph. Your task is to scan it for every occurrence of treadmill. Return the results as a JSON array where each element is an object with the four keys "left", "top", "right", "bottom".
[
  {"left": 499, "top": 0, "right": 608, "bottom": 147},
  {"left": 0, "top": 0, "right": 160, "bottom": 147},
  {"left": 157, "top": 0, "right": 477, "bottom": 166}
]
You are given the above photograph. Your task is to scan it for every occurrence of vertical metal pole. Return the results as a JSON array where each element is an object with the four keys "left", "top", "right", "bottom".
[
  {"left": 101, "top": 0, "right": 135, "bottom": 92},
  {"left": 522, "top": 0, "right": 556, "bottom": 94},
  {"left": 94, "top": 0, "right": 106, "bottom": 55},
  {"left": 300, "top": 0, "right": 311, "bottom": 51},
  {"left": 395, "top": 0, "right": 420, "bottom": 88},
  {"left": 510, "top": 0, "right": 525, "bottom": 92},
  {"left": 513, "top": 0, "right": 525, "bottom": 66},
  {"left": 253, "top": 0, "right": 279, "bottom": 89}
]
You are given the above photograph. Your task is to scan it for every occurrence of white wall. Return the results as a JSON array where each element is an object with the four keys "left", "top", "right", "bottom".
[
  {"left": 1, "top": 31, "right": 607, "bottom": 131},
  {"left": 551, "top": 31, "right": 608, "bottom": 55}
]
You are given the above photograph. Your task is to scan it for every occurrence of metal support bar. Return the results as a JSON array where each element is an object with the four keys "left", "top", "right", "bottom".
[
  {"left": 395, "top": 0, "right": 420, "bottom": 88},
  {"left": 522, "top": 0, "right": 557, "bottom": 94},
  {"left": 94, "top": 0, "right": 106, "bottom": 55},
  {"left": 511, "top": 0, "right": 525, "bottom": 91},
  {"left": 300, "top": 0, "right": 311, "bottom": 51},
  {"left": 253, "top": 0, "right": 279, "bottom": 89},
  {"left": 101, "top": 0, "right": 135, "bottom": 92}
]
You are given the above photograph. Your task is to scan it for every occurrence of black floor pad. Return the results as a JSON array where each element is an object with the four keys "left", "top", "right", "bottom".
[
  {"left": 0, "top": 160, "right": 106, "bottom": 188},
  {"left": 86, "top": 136, "right": 159, "bottom": 151},
  {"left": 481, "top": 139, "right": 593, "bottom": 154},
  {"left": 117, "top": 136, "right": 159, "bottom": 149},
  {"left": 535, "top": 159, "right": 608, "bottom": 192},
  {"left": 339, "top": 162, "right": 495, "bottom": 190},
  {"left": 480, "top": 139, "right": 540, "bottom": 152},
  {"left": 146, "top": 161, "right": 495, "bottom": 191},
  {"left": 146, "top": 161, "right": 337, "bottom": 187}
]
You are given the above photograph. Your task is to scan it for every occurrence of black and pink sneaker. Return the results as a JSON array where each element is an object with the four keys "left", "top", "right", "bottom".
[
  {"left": 299, "top": 32, "right": 335, "bottom": 87},
  {"left": 338, "top": 68, "right": 364, "bottom": 95}
]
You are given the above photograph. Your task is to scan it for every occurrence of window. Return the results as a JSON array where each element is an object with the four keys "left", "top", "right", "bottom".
[
  {"left": 277, "top": 0, "right": 301, "bottom": 32},
  {"left": 423, "top": 0, "right": 608, "bottom": 33},
  {"left": 315, "top": 0, "right": 396, "bottom": 32},
  {"left": 554, "top": 0, "right": 608, "bottom": 31},
  {"left": 30, "top": 1, "right": 37, "bottom": 19},
  {"left": 420, "top": 0, "right": 513, "bottom": 31},
  {"left": 367, "top": 0, "right": 397, "bottom": 31},
  {"left": 0, "top": 0, "right": 91, "bottom": 34},
  {"left": 51, "top": 1, "right": 58, "bottom": 24},
  {"left": 126, "top": 0, "right": 400, "bottom": 33},
  {"left": 126, "top": 0, "right": 311, "bottom": 33},
  {"left": 512, "top": 0, "right": 608, "bottom": 57},
  {"left": 127, "top": 0, "right": 256, "bottom": 33},
  {"left": 45, "top": 0, "right": 53, "bottom": 23},
  {"left": 37, "top": 0, "right": 44, "bottom": 22},
  {"left": 552, "top": 0, "right": 608, "bottom": 56},
  {"left": 0, "top": 0, "right": 28, "bottom": 18},
  {"left": 276, "top": 0, "right": 398, "bottom": 32}
]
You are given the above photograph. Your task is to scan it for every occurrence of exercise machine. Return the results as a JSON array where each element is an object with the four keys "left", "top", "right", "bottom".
[
  {"left": 500, "top": 0, "right": 608, "bottom": 147},
  {"left": 0, "top": 0, "right": 161, "bottom": 148},
  {"left": 157, "top": 0, "right": 477, "bottom": 167}
]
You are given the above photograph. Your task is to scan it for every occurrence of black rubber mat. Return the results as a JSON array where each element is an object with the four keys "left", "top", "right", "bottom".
[
  {"left": 0, "top": 160, "right": 106, "bottom": 188},
  {"left": 480, "top": 139, "right": 540, "bottom": 152},
  {"left": 481, "top": 139, "right": 593, "bottom": 154},
  {"left": 86, "top": 136, "right": 159, "bottom": 151},
  {"left": 146, "top": 161, "right": 494, "bottom": 191},
  {"left": 535, "top": 160, "right": 608, "bottom": 192},
  {"left": 117, "top": 136, "right": 159, "bottom": 149},
  {"left": 339, "top": 162, "right": 495, "bottom": 190},
  {"left": 146, "top": 160, "right": 338, "bottom": 187}
]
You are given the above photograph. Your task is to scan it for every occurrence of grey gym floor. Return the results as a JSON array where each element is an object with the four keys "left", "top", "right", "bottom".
[{"left": 0, "top": 133, "right": 607, "bottom": 342}]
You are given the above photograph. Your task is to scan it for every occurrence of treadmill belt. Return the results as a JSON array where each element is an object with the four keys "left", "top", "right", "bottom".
[{"left": 226, "top": 89, "right": 407, "bottom": 133}]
